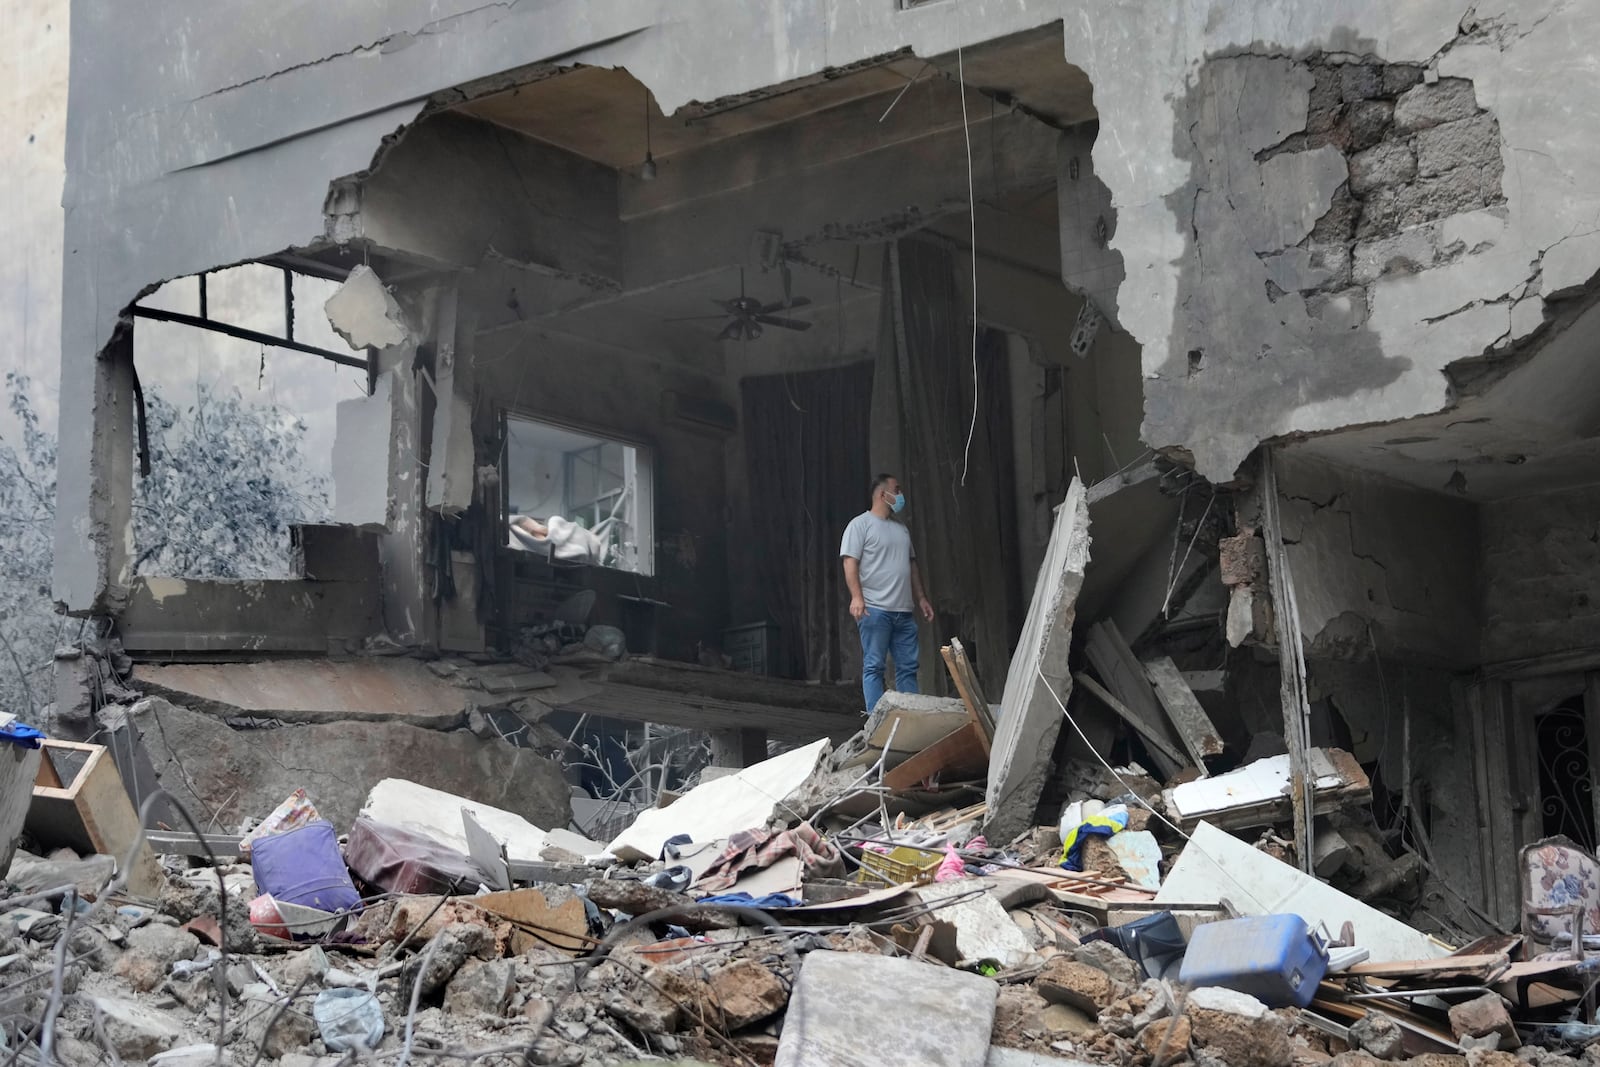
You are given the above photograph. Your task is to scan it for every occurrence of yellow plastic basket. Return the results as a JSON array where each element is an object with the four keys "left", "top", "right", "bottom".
[{"left": 856, "top": 845, "right": 942, "bottom": 886}]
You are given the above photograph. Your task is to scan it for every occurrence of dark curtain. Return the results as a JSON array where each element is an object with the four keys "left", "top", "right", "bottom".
[
  {"left": 741, "top": 362, "right": 875, "bottom": 681},
  {"left": 874, "top": 236, "right": 1023, "bottom": 694}
]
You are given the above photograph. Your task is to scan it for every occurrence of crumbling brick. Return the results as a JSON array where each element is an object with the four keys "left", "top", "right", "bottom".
[
  {"left": 1392, "top": 78, "right": 1479, "bottom": 133},
  {"left": 1348, "top": 141, "right": 1417, "bottom": 195},
  {"left": 705, "top": 959, "right": 789, "bottom": 1029},
  {"left": 1416, "top": 114, "right": 1502, "bottom": 178},
  {"left": 1219, "top": 531, "right": 1266, "bottom": 586}
]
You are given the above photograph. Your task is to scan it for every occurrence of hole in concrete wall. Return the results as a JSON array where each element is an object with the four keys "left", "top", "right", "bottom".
[
  {"left": 131, "top": 263, "right": 369, "bottom": 579},
  {"left": 1187, "top": 348, "right": 1205, "bottom": 373}
]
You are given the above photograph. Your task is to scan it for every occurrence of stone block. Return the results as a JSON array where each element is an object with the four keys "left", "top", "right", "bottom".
[
  {"left": 1340, "top": 64, "right": 1384, "bottom": 102},
  {"left": 1416, "top": 114, "right": 1501, "bottom": 178},
  {"left": 444, "top": 958, "right": 515, "bottom": 1017},
  {"left": 1307, "top": 66, "right": 1344, "bottom": 132},
  {"left": 1349, "top": 1011, "right": 1404, "bottom": 1059},
  {"left": 1353, "top": 226, "right": 1441, "bottom": 284},
  {"left": 1348, "top": 141, "right": 1417, "bottom": 195},
  {"left": 705, "top": 959, "right": 789, "bottom": 1028},
  {"left": 1447, "top": 992, "right": 1514, "bottom": 1040},
  {"left": 1358, "top": 168, "right": 1489, "bottom": 237},
  {"left": 1382, "top": 64, "right": 1425, "bottom": 96},
  {"left": 1393, "top": 78, "right": 1479, "bottom": 133},
  {"left": 1037, "top": 959, "right": 1120, "bottom": 1014},
  {"left": 1347, "top": 101, "right": 1394, "bottom": 151},
  {"left": 1185, "top": 987, "right": 1292, "bottom": 1067},
  {"left": 1071, "top": 939, "right": 1140, "bottom": 987},
  {"left": 91, "top": 997, "right": 186, "bottom": 1060},
  {"left": 775, "top": 950, "right": 997, "bottom": 1067}
]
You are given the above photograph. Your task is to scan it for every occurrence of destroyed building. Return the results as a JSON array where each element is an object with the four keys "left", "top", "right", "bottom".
[{"left": 30, "top": 0, "right": 1600, "bottom": 1010}]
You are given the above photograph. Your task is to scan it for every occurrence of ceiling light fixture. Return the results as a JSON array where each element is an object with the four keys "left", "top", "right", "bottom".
[{"left": 640, "top": 87, "right": 657, "bottom": 181}]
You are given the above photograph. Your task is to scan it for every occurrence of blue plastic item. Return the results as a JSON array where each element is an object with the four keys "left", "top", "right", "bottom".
[
  {"left": 250, "top": 820, "right": 361, "bottom": 915},
  {"left": 1177, "top": 914, "right": 1329, "bottom": 1008}
]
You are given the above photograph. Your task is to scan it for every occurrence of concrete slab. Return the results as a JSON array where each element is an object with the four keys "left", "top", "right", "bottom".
[
  {"left": 605, "top": 738, "right": 829, "bottom": 863},
  {"left": 127, "top": 697, "right": 570, "bottom": 833},
  {"left": 362, "top": 777, "right": 550, "bottom": 865},
  {"left": 133, "top": 657, "right": 472, "bottom": 727},
  {"left": 775, "top": 950, "right": 997, "bottom": 1067},
  {"left": 986, "top": 478, "right": 1091, "bottom": 843},
  {"left": 1156, "top": 821, "right": 1446, "bottom": 963}
]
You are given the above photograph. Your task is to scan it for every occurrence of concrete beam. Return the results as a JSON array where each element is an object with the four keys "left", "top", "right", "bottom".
[
  {"left": 353, "top": 113, "right": 622, "bottom": 283},
  {"left": 53, "top": 326, "right": 135, "bottom": 615}
]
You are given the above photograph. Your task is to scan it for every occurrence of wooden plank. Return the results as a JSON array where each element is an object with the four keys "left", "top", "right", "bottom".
[
  {"left": 1072, "top": 671, "right": 1186, "bottom": 776},
  {"left": 1084, "top": 622, "right": 1186, "bottom": 775},
  {"left": 883, "top": 721, "right": 988, "bottom": 791},
  {"left": 0, "top": 742, "right": 41, "bottom": 879},
  {"left": 1346, "top": 954, "right": 1506, "bottom": 979},
  {"left": 941, "top": 639, "right": 994, "bottom": 750},
  {"left": 1142, "top": 655, "right": 1224, "bottom": 766},
  {"left": 26, "top": 741, "right": 163, "bottom": 899}
]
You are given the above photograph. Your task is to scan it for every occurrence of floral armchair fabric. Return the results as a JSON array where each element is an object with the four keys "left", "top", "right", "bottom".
[{"left": 1521, "top": 835, "right": 1600, "bottom": 953}]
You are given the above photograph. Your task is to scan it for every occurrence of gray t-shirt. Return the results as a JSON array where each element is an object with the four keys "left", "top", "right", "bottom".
[{"left": 840, "top": 511, "right": 916, "bottom": 613}]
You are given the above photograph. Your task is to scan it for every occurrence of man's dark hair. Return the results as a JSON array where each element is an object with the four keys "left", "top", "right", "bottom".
[{"left": 870, "top": 473, "right": 897, "bottom": 497}]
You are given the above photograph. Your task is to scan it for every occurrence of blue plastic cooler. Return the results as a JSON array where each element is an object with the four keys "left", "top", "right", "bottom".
[{"left": 1177, "top": 914, "right": 1328, "bottom": 1007}]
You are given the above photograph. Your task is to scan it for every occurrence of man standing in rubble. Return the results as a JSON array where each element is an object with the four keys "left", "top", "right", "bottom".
[{"left": 841, "top": 473, "right": 935, "bottom": 714}]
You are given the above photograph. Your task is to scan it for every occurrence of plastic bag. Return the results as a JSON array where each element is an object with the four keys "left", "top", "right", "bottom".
[
  {"left": 313, "top": 988, "right": 386, "bottom": 1052},
  {"left": 241, "top": 789, "right": 322, "bottom": 854}
]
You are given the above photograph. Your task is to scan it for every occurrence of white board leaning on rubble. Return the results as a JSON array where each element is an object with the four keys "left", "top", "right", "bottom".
[
  {"left": 606, "top": 738, "right": 832, "bottom": 863},
  {"left": 1156, "top": 821, "right": 1447, "bottom": 963},
  {"left": 985, "top": 477, "right": 1090, "bottom": 843}
]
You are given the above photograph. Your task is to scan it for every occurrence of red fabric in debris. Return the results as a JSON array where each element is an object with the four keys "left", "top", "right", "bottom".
[{"left": 345, "top": 816, "right": 482, "bottom": 896}]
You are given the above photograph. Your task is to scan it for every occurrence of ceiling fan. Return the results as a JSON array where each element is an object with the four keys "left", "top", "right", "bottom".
[{"left": 666, "top": 267, "right": 813, "bottom": 341}]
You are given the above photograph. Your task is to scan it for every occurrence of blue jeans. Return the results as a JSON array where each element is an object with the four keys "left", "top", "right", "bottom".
[{"left": 857, "top": 607, "right": 919, "bottom": 714}]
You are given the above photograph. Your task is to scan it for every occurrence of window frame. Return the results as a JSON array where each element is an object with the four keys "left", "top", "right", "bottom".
[{"left": 498, "top": 408, "right": 656, "bottom": 577}]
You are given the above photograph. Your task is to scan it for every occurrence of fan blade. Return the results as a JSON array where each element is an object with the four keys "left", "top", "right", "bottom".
[
  {"left": 759, "top": 296, "right": 811, "bottom": 314},
  {"left": 711, "top": 298, "right": 742, "bottom": 313},
  {"left": 716, "top": 320, "right": 742, "bottom": 341},
  {"left": 663, "top": 314, "right": 732, "bottom": 322},
  {"left": 754, "top": 315, "right": 813, "bottom": 331}
]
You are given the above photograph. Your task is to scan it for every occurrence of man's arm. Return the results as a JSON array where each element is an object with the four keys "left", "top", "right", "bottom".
[
  {"left": 843, "top": 556, "right": 867, "bottom": 619},
  {"left": 910, "top": 561, "right": 934, "bottom": 622}
]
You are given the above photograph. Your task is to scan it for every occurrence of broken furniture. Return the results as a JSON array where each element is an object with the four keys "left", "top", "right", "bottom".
[
  {"left": 1163, "top": 748, "right": 1371, "bottom": 831},
  {"left": 1520, "top": 834, "right": 1600, "bottom": 956},
  {"left": 24, "top": 738, "right": 163, "bottom": 898},
  {"left": 0, "top": 727, "right": 42, "bottom": 877}
]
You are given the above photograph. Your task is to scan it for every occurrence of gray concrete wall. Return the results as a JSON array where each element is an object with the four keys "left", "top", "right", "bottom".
[
  {"left": 58, "top": 0, "right": 1600, "bottom": 614},
  {"left": 1481, "top": 484, "right": 1600, "bottom": 664},
  {"left": 1277, "top": 451, "right": 1481, "bottom": 666}
]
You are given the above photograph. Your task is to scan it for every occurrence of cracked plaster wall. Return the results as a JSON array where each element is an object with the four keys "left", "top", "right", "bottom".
[
  {"left": 1276, "top": 451, "right": 1480, "bottom": 666},
  {"left": 1481, "top": 484, "right": 1600, "bottom": 663},
  {"left": 57, "top": 0, "right": 1600, "bottom": 612}
]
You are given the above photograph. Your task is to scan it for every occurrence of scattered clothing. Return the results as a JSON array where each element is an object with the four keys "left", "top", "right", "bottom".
[
  {"left": 695, "top": 822, "right": 842, "bottom": 893},
  {"left": 1060, "top": 807, "right": 1129, "bottom": 872},
  {"left": 696, "top": 892, "right": 802, "bottom": 909}
]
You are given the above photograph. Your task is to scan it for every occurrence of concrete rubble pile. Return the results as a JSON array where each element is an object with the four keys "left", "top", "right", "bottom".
[{"left": 6, "top": 486, "right": 1600, "bottom": 1066}]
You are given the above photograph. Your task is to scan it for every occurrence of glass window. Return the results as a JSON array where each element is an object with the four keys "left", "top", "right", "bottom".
[{"left": 504, "top": 415, "right": 654, "bottom": 575}]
